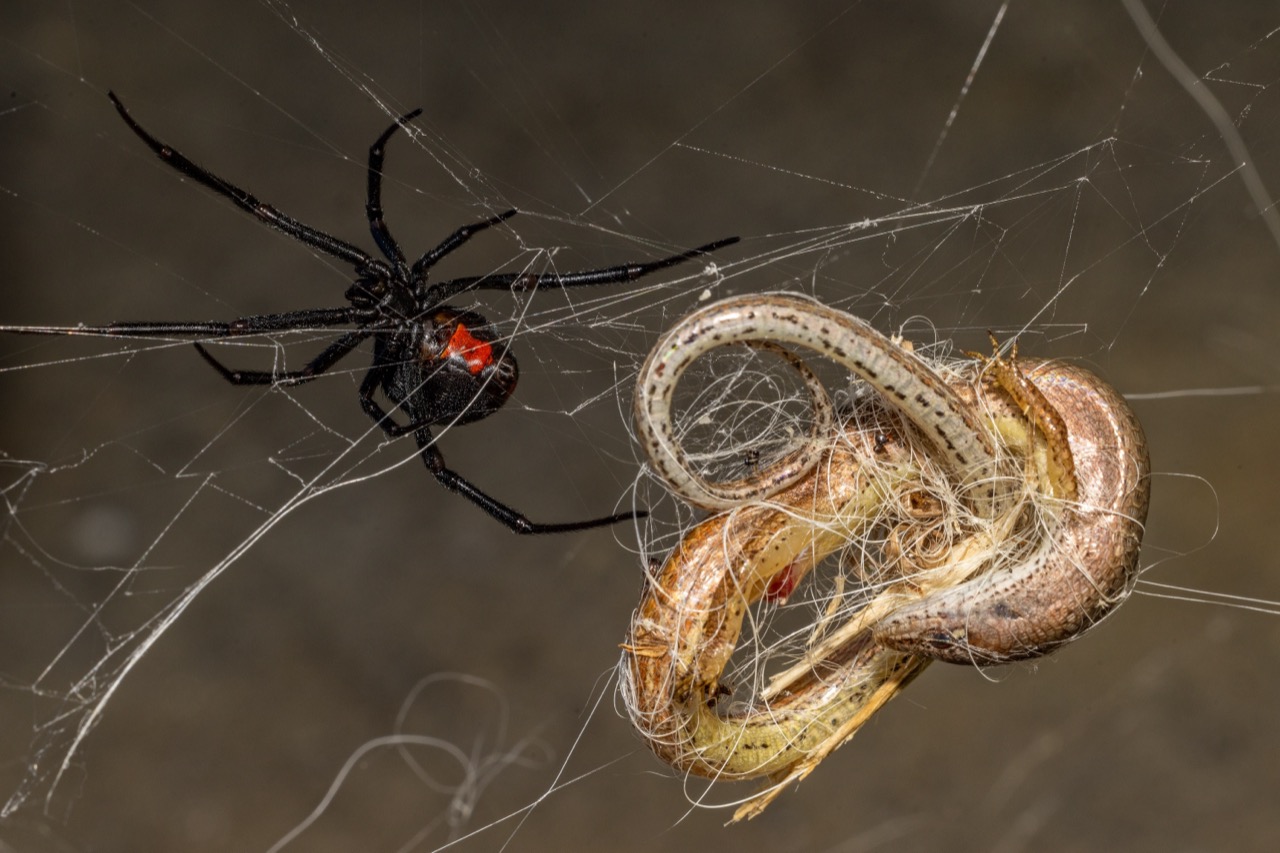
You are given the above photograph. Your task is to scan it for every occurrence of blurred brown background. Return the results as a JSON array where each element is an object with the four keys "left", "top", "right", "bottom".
[{"left": 1, "top": 2, "right": 1278, "bottom": 850}]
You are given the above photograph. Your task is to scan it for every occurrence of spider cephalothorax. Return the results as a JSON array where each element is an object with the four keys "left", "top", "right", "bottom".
[{"left": 4, "top": 93, "right": 737, "bottom": 533}]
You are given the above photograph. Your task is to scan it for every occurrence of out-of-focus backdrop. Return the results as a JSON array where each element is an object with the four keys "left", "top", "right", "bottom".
[{"left": 1, "top": 2, "right": 1277, "bottom": 850}]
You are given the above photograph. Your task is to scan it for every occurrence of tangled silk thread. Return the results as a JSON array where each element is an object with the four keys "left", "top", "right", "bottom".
[{"left": 621, "top": 293, "right": 1150, "bottom": 821}]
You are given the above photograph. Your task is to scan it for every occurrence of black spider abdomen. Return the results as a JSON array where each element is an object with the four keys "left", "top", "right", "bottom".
[{"left": 383, "top": 308, "right": 518, "bottom": 427}]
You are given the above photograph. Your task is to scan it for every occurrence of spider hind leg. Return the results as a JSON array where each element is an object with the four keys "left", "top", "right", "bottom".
[{"left": 413, "top": 427, "right": 643, "bottom": 535}]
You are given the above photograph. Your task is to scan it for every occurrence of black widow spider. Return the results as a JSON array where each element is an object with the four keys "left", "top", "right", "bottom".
[{"left": 5, "top": 93, "right": 738, "bottom": 534}]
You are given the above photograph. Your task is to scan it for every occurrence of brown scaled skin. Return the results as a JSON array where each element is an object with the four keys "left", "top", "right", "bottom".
[
  {"left": 623, "top": 424, "right": 927, "bottom": 782},
  {"left": 622, "top": 357, "right": 1150, "bottom": 818},
  {"left": 872, "top": 361, "right": 1151, "bottom": 663}
]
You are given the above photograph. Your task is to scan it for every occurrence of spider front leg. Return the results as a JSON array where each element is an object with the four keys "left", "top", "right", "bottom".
[
  {"left": 361, "top": 103, "right": 518, "bottom": 279},
  {"left": 195, "top": 329, "right": 370, "bottom": 386},
  {"left": 412, "top": 426, "right": 643, "bottom": 535},
  {"left": 426, "top": 235, "right": 740, "bottom": 303},
  {"left": 108, "top": 92, "right": 378, "bottom": 270}
]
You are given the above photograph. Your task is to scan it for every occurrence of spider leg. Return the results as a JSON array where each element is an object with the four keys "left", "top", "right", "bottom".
[
  {"left": 194, "top": 329, "right": 370, "bottom": 386},
  {"left": 409, "top": 209, "right": 519, "bottom": 280},
  {"left": 356, "top": 362, "right": 494, "bottom": 439},
  {"left": 426, "top": 236, "right": 740, "bottom": 302},
  {"left": 0, "top": 308, "right": 367, "bottom": 339},
  {"left": 356, "top": 370, "right": 644, "bottom": 532},
  {"left": 413, "top": 426, "right": 644, "bottom": 534},
  {"left": 108, "top": 92, "right": 386, "bottom": 274},
  {"left": 357, "top": 367, "right": 423, "bottom": 438},
  {"left": 365, "top": 107, "right": 424, "bottom": 273}
]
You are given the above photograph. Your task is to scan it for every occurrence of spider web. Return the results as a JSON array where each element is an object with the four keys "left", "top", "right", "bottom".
[{"left": 1, "top": 1, "right": 1279, "bottom": 850}]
